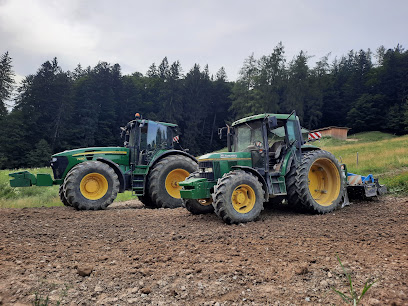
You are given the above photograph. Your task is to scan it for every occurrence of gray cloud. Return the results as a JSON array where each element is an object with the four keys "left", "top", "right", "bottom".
[{"left": 0, "top": 0, "right": 407, "bottom": 81}]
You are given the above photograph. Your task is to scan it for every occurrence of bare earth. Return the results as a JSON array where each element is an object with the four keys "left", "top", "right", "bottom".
[{"left": 0, "top": 196, "right": 407, "bottom": 305}]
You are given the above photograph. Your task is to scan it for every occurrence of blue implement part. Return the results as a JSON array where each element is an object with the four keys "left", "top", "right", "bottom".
[
  {"left": 347, "top": 172, "right": 375, "bottom": 184},
  {"left": 347, "top": 172, "right": 386, "bottom": 199}
]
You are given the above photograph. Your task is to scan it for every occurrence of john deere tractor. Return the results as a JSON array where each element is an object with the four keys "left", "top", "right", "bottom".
[
  {"left": 9, "top": 114, "right": 197, "bottom": 210},
  {"left": 179, "top": 112, "right": 347, "bottom": 224}
]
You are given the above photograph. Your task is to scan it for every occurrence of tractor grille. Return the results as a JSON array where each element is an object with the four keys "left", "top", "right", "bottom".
[
  {"left": 50, "top": 156, "right": 69, "bottom": 180},
  {"left": 198, "top": 161, "right": 214, "bottom": 181}
]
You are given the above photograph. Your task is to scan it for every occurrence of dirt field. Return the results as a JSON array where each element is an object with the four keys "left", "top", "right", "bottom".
[{"left": 0, "top": 196, "right": 407, "bottom": 305}]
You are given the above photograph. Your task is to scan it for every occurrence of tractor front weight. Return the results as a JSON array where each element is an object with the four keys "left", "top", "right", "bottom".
[
  {"left": 9, "top": 171, "right": 55, "bottom": 187},
  {"left": 179, "top": 177, "right": 215, "bottom": 200}
]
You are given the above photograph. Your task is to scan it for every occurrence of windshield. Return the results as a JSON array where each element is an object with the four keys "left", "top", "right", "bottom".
[
  {"left": 233, "top": 120, "right": 264, "bottom": 152},
  {"left": 140, "top": 121, "right": 174, "bottom": 152}
]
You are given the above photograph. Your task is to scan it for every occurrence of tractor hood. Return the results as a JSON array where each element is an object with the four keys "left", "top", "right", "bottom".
[
  {"left": 50, "top": 147, "right": 130, "bottom": 181},
  {"left": 198, "top": 151, "right": 251, "bottom": 162},
  {"left": 53, "top": 147, "right": 129, "bottom": 158}
]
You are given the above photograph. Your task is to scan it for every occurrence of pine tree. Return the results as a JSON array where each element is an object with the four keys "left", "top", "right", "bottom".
[{"left": 0, "top": 51, "right": 15, "bottom": 118}]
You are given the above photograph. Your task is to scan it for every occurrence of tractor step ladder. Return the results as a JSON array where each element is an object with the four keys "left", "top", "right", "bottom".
[{"left": 132, "top": 166, "right": 148, "bottom": 196}]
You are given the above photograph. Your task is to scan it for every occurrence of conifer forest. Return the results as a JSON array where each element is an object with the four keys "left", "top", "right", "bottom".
[{"left": 0, "top": 43, "right": 407, "bottom": 169}]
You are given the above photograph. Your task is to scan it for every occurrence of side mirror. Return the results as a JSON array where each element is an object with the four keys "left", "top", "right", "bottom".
[
  {"left": 218, "top": 125, "right": 233, "bottom": 152},
  {"left": 268, "top": 116, "right": 278, "bottom": 130}
]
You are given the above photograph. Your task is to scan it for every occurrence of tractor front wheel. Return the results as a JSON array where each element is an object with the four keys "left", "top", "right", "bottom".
[
  {"left": 182, "top": 172, "right": 214, "bottom": 215},
  {"left": 64, "top": 161, "right": 119, "bottom": 210},
  {"left": 147, "top": 155, "right": 197, "bottom": 208},
  {"left": 213, "top": 170, "right": 264, "bottom": 224},
  {"left": 59, "top": 185, "right": 71, "bottom": 207}
]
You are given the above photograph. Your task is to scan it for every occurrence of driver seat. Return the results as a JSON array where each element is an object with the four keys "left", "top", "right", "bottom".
[{"left": 269, "top": 141, "right": 284, "bottom": 159}]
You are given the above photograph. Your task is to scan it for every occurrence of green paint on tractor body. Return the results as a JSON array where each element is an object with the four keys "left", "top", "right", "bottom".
[
  {"left": 180, "top": 112, "right": 316, "bottom": 201},
  {"left": 9, "top": 117, "right": 196, "bottom": 198}
]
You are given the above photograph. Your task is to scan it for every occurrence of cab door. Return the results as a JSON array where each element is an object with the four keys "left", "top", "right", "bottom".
[{"left": 285, "top": 112, "right": 303, "bottom": 164}]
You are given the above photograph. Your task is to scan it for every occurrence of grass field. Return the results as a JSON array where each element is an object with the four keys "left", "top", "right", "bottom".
[
  {"left": 0, "top": 167, "right": 133, "bottom": 208},
  {"left": 315, "top": 131, "right": 408, "bottom": 194},
  {"left": 1, "top": 131, "right": 407, "bottom": 208}
]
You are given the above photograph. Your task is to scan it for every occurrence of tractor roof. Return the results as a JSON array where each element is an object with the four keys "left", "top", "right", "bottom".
[
  {"left": 129, "top": 119, "right": 178, "bottom": 128},
  {"left": 154, "top": 121, "right": 178, "bottom": 127},
  {"left": 231, "top": 113, "right": 293, "bottom": 127}
]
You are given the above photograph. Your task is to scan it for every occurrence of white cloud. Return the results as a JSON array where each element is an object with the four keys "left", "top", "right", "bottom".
[{"left": 0, "top": 1, "right": 99, "bottom": 59}]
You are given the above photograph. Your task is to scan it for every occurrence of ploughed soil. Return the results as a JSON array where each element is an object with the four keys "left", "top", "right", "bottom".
[{"left": 0, "top": 196, "right": 407, "bottom": 305}]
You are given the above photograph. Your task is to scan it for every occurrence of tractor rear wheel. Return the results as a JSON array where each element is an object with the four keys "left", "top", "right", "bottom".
[
  {"left": 182, "top": 172, "right": 214, "bottom": 215},
  {"left": 64, "top": 161, "right": 119, "bottom": 210},
  {"left": 213, "top": 170, "right": 264, "bottom": 224},
  {"left": 138, "top": 194, "right": 158, "bottom": 208},
  {"left": 59, "top": 185, "right": 71, "bottom": 207},
  {"left": 147, "top": 155, "right": 197, "bottom": 208},
  {"left": 287, "top": 150, "right": 344, "bottom": 213}
]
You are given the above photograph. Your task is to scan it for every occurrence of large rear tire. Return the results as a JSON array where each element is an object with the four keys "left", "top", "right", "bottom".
[
  {"left": 287, "top": 150, "right": 344, "bottom": 213},
  {"left": 147, "top": 155, "right": 197, "bottom": 208},
  {"left": 213, "top": 170, "right": 264, "bottom": 224},
  {"left": 64, "top": 161, "right": 120, "bottom": 210},
  {"left": 182, "top": 172, "right": 214, "bottom": 215}
]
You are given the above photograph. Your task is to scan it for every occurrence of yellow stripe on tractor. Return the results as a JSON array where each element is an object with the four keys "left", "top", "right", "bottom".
[{"left": 72, "top": 151, "right": 128, "bottom": 156}]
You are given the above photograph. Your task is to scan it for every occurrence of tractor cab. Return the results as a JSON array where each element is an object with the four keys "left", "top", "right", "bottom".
[
  {"left": 229, "top": 112, "right": 304, "bottom": 175},
  {"left": 122, "top": 116, "right": 179, "bottom": 166}
]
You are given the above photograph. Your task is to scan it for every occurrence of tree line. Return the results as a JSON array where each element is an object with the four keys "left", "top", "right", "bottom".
[{"left": 0, "top": 43, "right": 407, "bottom": 169}]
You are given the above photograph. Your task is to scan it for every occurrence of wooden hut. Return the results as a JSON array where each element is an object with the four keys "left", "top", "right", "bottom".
[{"left": 310, "top": 126, "right": 350, "bottom": 140}]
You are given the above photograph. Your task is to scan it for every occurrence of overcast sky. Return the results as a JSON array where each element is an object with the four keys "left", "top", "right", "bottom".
[{"left": 0, "top": 0, "right": 407, "bottom": 82}]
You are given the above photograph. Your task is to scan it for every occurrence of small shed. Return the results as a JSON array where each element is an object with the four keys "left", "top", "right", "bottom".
[{"left": 311, "top": 126, "right": 350, "bottom": 140}]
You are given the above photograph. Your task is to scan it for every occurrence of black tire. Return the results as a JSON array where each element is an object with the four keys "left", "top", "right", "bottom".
[
  {"left": 287, "top": 150, "right": 344, "bottom": 213},
  {"left": 147, "top": 155, "right": 197, "bottom": 208},
  {"left": 182, "top": 172, "right": 214, "bottom": 215},
  {"left": 138, "top": 194, "right": 158, "bottom": 209},
  {"left": 213, "top": 170, "right": 264, "bottom": 224},
  {"left": 64, "top": 161, "right": 120, "bottom": 210},
  {"left": 285, "top": 159, "right": 301, "bottom": 209},
  {"left": 285, "top": 158, "right": 311, "bottom": 212},
  {"left": 59, "top": 184, "right": 71, "bottom": 207}
]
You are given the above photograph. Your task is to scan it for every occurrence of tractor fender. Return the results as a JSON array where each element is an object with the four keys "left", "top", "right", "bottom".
[
  {"left": 96, "top": 158, "right": 126, "bottom": 193},
  {"left": 284, "top": 146, "right": 321, "bottom": 176},
  {"left": 148, "top": 150, "right": 198, "bottom": 168},
  {"left": 230, "top": 166, "right": 268, "bottom": 202}
]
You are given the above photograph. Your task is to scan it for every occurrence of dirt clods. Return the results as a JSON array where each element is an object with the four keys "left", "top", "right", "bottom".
[{"left": 0, "top": 196, "right": 407, "bottom": 305}]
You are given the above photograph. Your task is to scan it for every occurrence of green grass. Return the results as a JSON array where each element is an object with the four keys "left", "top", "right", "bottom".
[
  {"left": 332, "top": 254, "right": 377, "bottom": 305},
  {"left": 0, "top": 168, "right": 61, "bottom": 208},
  {"left": 0, "top": 167, "right": 134, "bottom": 208},
  {"left": 313, "top": 131, "right": 408, "bottom": 194}
]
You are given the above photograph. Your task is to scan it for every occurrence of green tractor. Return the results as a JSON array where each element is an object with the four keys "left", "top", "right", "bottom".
[
  {"left": 9, "top": 114, "right": 197, "bottom": 210},
  {"left": 179, "top": 112, "right": 347, "bottom": 224}
]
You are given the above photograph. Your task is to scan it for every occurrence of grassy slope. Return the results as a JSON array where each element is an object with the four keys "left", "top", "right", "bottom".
[
  {"left": 1, "top": 131, "right": 407, "bottom": 208},
  {"left": 315, "top": 132, "right": 408, "bottom": 194}
]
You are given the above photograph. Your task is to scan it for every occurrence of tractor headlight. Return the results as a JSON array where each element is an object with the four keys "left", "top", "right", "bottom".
[
  {"left": 51, "top": 157, "right": 58, "bottom": 163},
  {"left": 204, "top": 167, "right": 213, "bottom": 173}
]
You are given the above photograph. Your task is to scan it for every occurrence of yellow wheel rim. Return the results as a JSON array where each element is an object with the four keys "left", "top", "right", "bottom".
[
  {"left": 308, "top": 158, "right": 341, "bottom": 206},
  {"left": 80, "top": 173, "right": 109, "bottom": 200},
  {"left": 231, "top": 184, "right": 256, "bottom": 213},
  {"left": 165, "top": 169, "right": 190, "bottom": 199}
]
